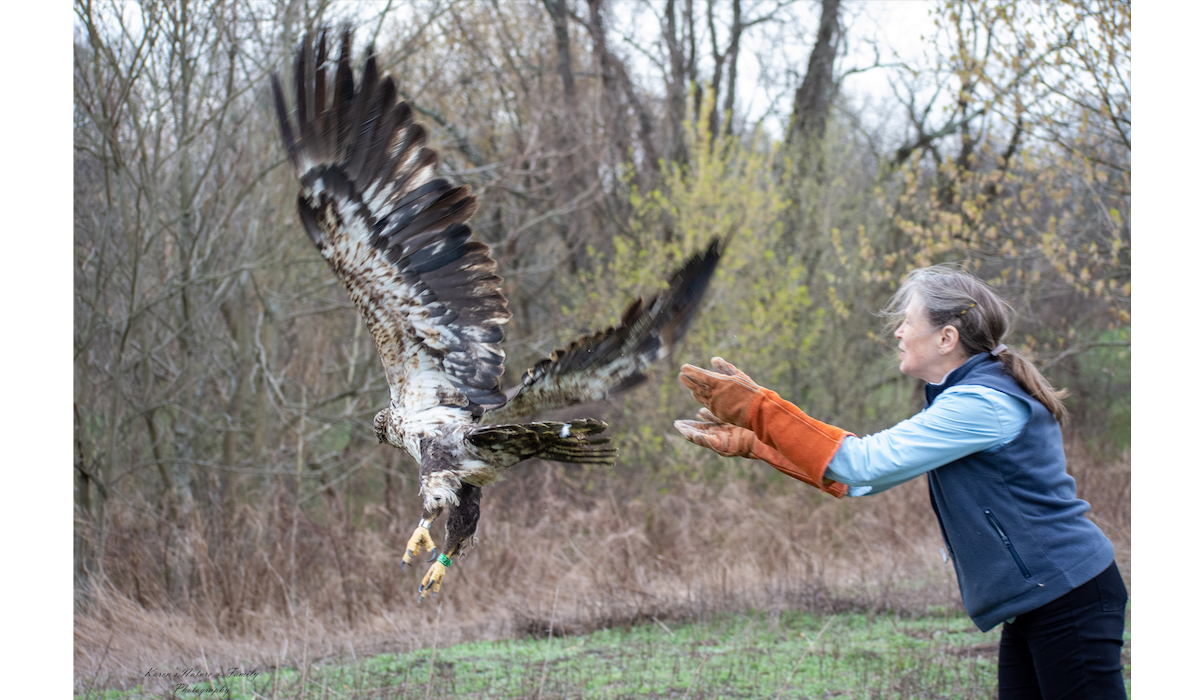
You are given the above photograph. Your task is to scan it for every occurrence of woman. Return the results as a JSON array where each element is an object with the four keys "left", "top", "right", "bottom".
[{"left": 675, "top": 266, "right": 1127, "bottom": 700}]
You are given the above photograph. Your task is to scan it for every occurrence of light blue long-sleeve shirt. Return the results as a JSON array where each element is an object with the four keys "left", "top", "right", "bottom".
[{"left": 825, "top": 384, "right": 1031, "bottom": 497}]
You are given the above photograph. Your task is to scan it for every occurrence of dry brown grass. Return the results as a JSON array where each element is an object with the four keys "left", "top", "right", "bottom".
[{"left": 74, "top": 438, "right": 1129, "bottom": 695}]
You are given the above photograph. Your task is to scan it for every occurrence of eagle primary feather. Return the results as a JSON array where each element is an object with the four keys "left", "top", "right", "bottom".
[
  {"left": 273, "top": 28, "right": 722, "bottom": 601},
  {"left": 484, "top": 238, "right": 722, "bottom": 424},
  {"left": 273, "top": 32, "right": 508, "bottom": 420}
]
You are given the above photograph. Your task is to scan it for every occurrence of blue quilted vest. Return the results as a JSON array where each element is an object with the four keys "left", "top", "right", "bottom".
[{"left": 925, "top": 352, "right": 1115, "bottom": 631}]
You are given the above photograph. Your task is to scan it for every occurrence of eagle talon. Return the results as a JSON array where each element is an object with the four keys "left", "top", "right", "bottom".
[
  {"left": 401, "top": 526, "right": 436, "bottom": 572},
  {"left": 419, "top": 559, "right": 450, "bottom": 600},
  {"left": 428, "top": 547, "right": 439, "bottom": 563}
]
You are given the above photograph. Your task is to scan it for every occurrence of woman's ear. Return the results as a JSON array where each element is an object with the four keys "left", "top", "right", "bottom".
[{"left": 937, "top": 325, "right": 960, "bottom": 355}]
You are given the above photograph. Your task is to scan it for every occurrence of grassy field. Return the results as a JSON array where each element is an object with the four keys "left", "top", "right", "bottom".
[{"left": 74, "top": 608, "right": 1133, "bottom": 699}]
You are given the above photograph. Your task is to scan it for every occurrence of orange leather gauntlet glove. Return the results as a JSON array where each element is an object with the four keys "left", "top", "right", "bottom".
[
  {"left": 678, "top": 358, "right": 761, "bottom": 427},
  {"left": 678, "top": 358, "right": 853, "bottom": 497},
  {"left": 675, "top": 409, "right": 848, "bottom": 498},
  {"left": 744, "top": 389, "right": 854, "bottom": 494}
]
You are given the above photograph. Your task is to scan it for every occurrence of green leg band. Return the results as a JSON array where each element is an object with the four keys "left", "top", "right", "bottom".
[{"left": 437, "top": 553, "right": 452, "bottom": 567}]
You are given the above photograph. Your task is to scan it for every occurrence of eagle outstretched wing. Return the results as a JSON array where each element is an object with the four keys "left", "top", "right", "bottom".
[
  {"left": 273, "top": 28, "right": 725, "bottom": 603},
  {"left": 272, "top": 30, "right": 510, "bottom": 418},
  {"left": 483, "top": 239, "right": 722, "bottom": 424}
]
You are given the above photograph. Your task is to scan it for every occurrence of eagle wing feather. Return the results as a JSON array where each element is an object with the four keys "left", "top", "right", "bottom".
[
  {"left": 273, "top": 30, "right": 510, "bottom": 419},
  {"left": 483, "top": 239, "right": 721, "bottom": 424}
]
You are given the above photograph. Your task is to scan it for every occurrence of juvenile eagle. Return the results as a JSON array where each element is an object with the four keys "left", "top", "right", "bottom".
[{"left": 272, "top": 29, "right": 721, "bottom": 601}]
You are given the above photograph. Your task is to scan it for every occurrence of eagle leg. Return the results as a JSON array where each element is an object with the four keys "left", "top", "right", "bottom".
[
  {"left": 418, "top": 483, "right": 481, "bottom": 602},
  {"left": 400, "top": 508, "right": 441, "bottom": 572}
]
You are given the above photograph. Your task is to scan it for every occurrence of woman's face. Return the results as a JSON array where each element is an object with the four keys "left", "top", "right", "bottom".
[{"left": 895, "top": 296, "right": 964, "bottom": 383}]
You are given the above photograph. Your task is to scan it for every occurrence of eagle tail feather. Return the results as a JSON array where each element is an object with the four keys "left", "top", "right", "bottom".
[{"left": 466, "top": 420, "right": 618, "bottom": 467}]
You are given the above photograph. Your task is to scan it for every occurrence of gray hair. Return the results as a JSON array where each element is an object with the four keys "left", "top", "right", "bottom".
[{"left": 885, "top": 265, "right": 1068, "bottom": 423}]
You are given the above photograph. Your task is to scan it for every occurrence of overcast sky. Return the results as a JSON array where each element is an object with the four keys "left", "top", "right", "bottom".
[{"left": 605, "top": 0, "right": 942, "bottom": 142}]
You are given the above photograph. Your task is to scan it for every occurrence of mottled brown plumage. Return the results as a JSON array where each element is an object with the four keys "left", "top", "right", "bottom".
[{"left": 273, "top": 28, "right": 721, "bottom": 601}]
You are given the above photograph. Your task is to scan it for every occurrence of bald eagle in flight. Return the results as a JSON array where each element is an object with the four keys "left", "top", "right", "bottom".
[{"left": 272, "top": 29, "right": 721, "bottom": 601}]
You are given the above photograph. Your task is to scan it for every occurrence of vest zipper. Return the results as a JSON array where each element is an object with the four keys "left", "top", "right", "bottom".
[{"left": 984, "top": 509, "right": 1032, "bottom": 579}]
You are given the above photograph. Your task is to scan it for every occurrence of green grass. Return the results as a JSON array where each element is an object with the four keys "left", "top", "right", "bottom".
[{"left": 80, "top": 609, "right": 1132, "bottom": 699}]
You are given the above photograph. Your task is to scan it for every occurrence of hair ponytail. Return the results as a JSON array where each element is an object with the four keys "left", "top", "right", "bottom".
[
  {"left": 994, "top": 348, "right": 1069, "bottom": 424},
  {"left": 887, "top": 265, "right": 1069, "bottom": 424}
]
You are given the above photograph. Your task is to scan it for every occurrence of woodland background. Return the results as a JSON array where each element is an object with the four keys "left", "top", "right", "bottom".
[{"left": 72, "top": 0, "right": 1130, "bottom": 688}]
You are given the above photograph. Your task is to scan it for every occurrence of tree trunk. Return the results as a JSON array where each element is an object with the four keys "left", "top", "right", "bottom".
[
  {"left": 664, "top": 0, "right": 690, "bottom": 165},
  {"left": 164, "top": 0, "right": 200, "bottom": 606},
  {"left": 252, "top": 290, "right": 280, "bottom": 463},
  {"left": 789, "top": 0, "right": 841, "bottom": 148},
  {"left": 783, "top": 0, "right": 842, "bottom": 274},
  {"left": 706, "top": 0, "right": 726, "bottom": 142},
  {"left": 543, "top": 0, "right": 577, "bottom": 108},
  {"left": 686, "top": 0, "right": 701, "bottom": 123},
  {"left": 74, "top": 403, "right": 98, "bottom": 610},
  {"left": 719, "top": 0, "right": 743, "bottom": 137},
  {"left": 219, "top": 284, "right": 255, "bottom": 505},
  {"left": 587, "top": 0, "right": 661, "bottom": 180}
]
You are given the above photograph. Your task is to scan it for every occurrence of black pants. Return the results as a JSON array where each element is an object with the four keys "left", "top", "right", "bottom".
[{"left": 998, "top": 560, "right": 1128, "bottom": 700}]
